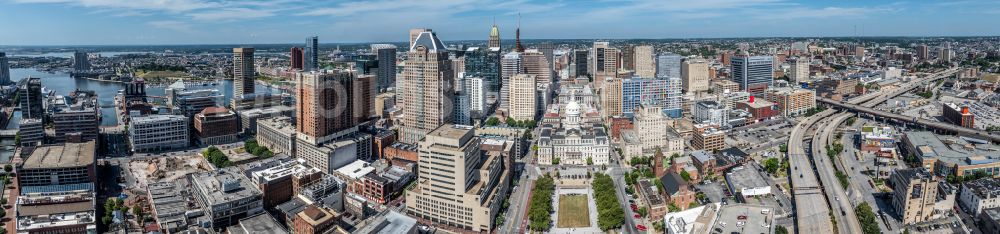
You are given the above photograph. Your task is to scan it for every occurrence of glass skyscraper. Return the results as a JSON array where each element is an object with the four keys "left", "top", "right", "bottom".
[
  {"left": 464, "top": 47, "right": 502, "bottom": 93},
  {"left": 731, "top": 53, "right": 774, "bottom": 94},
  {"left": 656, "top": 53, "right": 682, "bottom": 79},
  {"left": 621, "top": 78, "right": 668, "bottom": 116}
]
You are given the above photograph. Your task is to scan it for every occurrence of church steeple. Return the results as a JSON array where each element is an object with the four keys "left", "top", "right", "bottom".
[
  {"left": 489, "top": 17, "right": 500, "bottom": 49},
  {"left": 514, "top": 13, "right": 524, "bottom": 52}
]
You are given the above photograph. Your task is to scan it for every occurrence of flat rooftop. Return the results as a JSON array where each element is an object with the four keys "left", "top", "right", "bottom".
[
  {"left": 664, "top": 203, "right": 720, "bottom": 234},
  {"left": 228, "top": 213, "right": 289, "bottom": 234},
  {"left": 726, "top": 166, "right": 771, "bottom": 192},
  {"left": 335, "top": 160, "right": 376, "bottom": 180},
  {"left": 190, "top": 168, "right": 262, "bottom": 206},
  {"left": 353, "top": 210, "right": 417, "bottom": 234},
  {"left": 638, "top": 179, "right": 665, "bottom": 206},
  {"left": 23, "top": 141, "right": 95, "bottom": 169},
  {"left": 963, "top": 178, "right": 1000, "bottom": 199},
  {"left": 250, "top": 159, "right": 320, "bottom": 184},
  {"left": 904, "top": 131, "right": 1000, "bottom": 166},
  {"left": 257, "top": 117, "right": 295, "bottom": 133},
  {"left": 130, "top": 114, "right": 187, "bottom": 124}
]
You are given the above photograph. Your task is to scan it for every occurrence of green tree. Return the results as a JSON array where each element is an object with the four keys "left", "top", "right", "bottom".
[
  {"left": 592, "top": 173, "right": 624, "bottom": 231},
  {"left": 587, "top": 156, "right": 593, "bottom": 165},
  {"left": 484, "top": 117, "right": 500, "bottom": 126},
  {"left": 775, "top": 226, "right": 789, "bottom": 234},
  {"left": 679, "top": 170, "right": 691, "bottom": 181},
  {"left": 552, "top": 157, "right": 560, "bottom": 165},
  {"left": 528, "top": 176, "right": 556, "bottom": 231},
  {"left": 855, "top": 202, "right": 881, "bottom": 234},
  {"left": 779, "top": 144, "right": 788, "bottom": 153},
  {"left": 763, "top": 158, "right": 780, "bottom": 174},
  {"left": 3, "top": 164, "right": 11, "bottom": 173}
]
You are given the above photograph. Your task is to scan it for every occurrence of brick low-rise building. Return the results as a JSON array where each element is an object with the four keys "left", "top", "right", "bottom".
[
  {"left": 194, "top": 106, "right": 239, "bottom": 146},
  {"left": 943, "top": 102, "right": 974, "bottom": 128}
]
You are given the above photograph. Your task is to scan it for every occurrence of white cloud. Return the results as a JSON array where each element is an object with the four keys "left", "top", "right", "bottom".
[{"left": 12, "top": 0, "right": 219, "bottom": 12}]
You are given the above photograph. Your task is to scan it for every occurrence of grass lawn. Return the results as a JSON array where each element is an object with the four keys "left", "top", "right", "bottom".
[{"left": 557, "top": 194, "right": 590, "bottom": 228}]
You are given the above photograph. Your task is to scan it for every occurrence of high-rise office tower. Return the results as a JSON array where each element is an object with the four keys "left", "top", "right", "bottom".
[
  {"left": 664, "top": 77, "right": 682, "bottom": 118},
  {"left": 730, "top": 52, "right": 774, "bottom": 94},
  {"left": 409, "top": 28, "right": 431, "bottom": 48},
  {"left": 514, "top": 14, "right": 525, "bottom": 53},
  {"left": 522, "top": 51, "right": 551, "bottom": 85},
  {"left": 354, "top": 54, "right": 377, "bottom": 75},
  {"left": 399, "top": 30, "right": 455, "bottom": 144},
  {"left": 73, "top": 51, "right": 90, "bottom": 71},
  {"left": 508, "top": 74, "right": 537, "bottom": 121},
  {"left": 621, "top": 78, "right": 668, "bottom": 115},
  {"left": 591, "top": 42, "right": 619, "bottom": 88},
  {"left": 601, "top": 77, "right": 623, "bottom": 117},
  {"left": 633, "top": 46, "right": 656, "bottom": 78},
  {"left": 464, "top": 77, "right": 486, "bottom": 114},
  {"left": 916, "top": 44, "right": 929, "bottom": 60},
  {"left": 405, "top": 125, "right": 510, "bottom": 233},
  {"left": 304, "top": 36, "right": 319, "bottom": 71},
  {"left": 290, "top": 47, "right": 304, "bottom": 70},
  {"left": 233, "top": 47, "right": 256, "bottom": 98},
  {"left": 0, "top": 52, "right": 9, "bottom": 85},
  {"left": 19, "top": 77, "right": 43, "bottom": 119},
  {"left": 371, "top": 44, "right": 398, "bottom": 92},
  {"left": 489, "top": 23, "right": 501, "bottom": 48},
  {"left": 655, "top": 53, "right": 682, "bottom": 79},
  {"left": 454, "top": 76, "right": 486, "bottom": 125},
  {"left": 940, "top": 43, "right": 953, "bottom": 63},
  {"left": 465, "top": 47, "right": 502, "bottom": 93},
  {"left": 574, "top": 50, "right": 589, "bottom": 77},
  {"left": 353, "top": 74, "right": 376, "bottom": 125},
  {"left": 789, "top": 58, "right": 810, "bottom": 83},
  {"left": 621, "top": 46, "right": 635, "bottom": 71},
  {"left": 681, "top": 59, "right": 709, "bottom": 93},
  {"left": 538, "top": 42, "right": 556, "bottom": 70},
  {"left": 500, "top": 52, "right": 522, "bottom": 110},
  {"left": 295, "top": 70, "right": 354, "bottom": 145}
]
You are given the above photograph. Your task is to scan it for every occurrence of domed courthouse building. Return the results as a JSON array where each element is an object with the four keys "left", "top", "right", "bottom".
[{"left": 537, "top": 91, "right": 611, "bottom": 165}]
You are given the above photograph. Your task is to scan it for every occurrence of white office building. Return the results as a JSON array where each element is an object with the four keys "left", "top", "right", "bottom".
[{"left": 128, "top": 115, "right": 189, "bottom": 153}]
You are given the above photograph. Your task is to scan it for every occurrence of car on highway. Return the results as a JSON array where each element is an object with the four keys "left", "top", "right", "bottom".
[
  {"left": 634, "top": 214, "right": 641, "bottom": 219},
  {"left": 636, "top": 224, "right": 647, "bottom": 231}
]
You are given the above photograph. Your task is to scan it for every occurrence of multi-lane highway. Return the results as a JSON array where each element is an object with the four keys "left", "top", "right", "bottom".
[
  {"left": 789, "top": 68, "right": 964, "bottom": 233},
  {"left": 788, "top": 109, "right": 836, "bottom": 234},
  {"left": 813, "top": 113, "right": 862, "bottom": 234},
  {"left": 819, "top": 97, "right": 1000, "bottom": 143}
]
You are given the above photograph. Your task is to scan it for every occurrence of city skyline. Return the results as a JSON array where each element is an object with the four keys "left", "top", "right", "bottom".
[{"left": 2, "top": 0, "right": 1000, "bottom": 45}]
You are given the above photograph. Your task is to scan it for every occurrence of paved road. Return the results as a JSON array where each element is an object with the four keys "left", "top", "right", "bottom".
[
  {"left": 786, "top": 67, "right": 964, "bottom": 234},
  {"left": 608, "top": 150, "right": 640, "bottom": 234},
  {"left": 820, "top": 97, "right": 1000, "bottom": 143},
  {"left": 500, "top": 166, "right": 535, "bottom": 234},
  {"left": 840, "top": 118, "right": 902, "bottom": 232},
  {"left": 812, "top": 113, "right": 863, "bottom": 234},
  {"left": 788, "top": 110, "right": 836, "bottom": 234}
]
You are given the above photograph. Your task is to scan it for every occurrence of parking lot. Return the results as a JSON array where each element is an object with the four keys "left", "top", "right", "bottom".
[
  {"left": 694, "top": 181, "right": 729, "bottom": 204},
  {"left": 727, "top": 119, "right": 792, "bottom": 153}
]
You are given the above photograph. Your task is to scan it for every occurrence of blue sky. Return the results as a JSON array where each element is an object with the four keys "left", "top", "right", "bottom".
[{"left": 1, "top": 0, "right": 998, "bottom": 45}]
